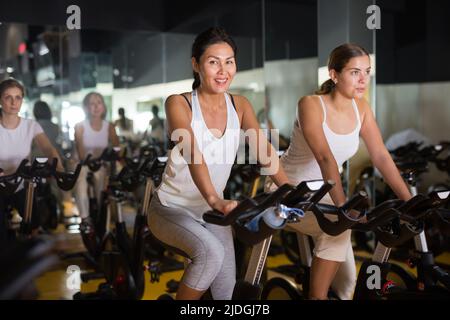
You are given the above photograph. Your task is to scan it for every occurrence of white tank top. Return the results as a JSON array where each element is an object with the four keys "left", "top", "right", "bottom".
[
  {"left": 0, "top": 118, "right": 43, "bottom": 175},
  {"left": 156, "top": 90, "right": 241, "bottom": 221},
  {"left": 280, "top": 95, "right": 361, "bottom": 184},
  {"left": 81, "top": 120, "right": 109, "bottom": 158}
]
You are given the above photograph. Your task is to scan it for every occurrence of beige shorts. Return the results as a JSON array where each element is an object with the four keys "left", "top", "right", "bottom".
[{"left": 265, "top": 177, "right": 352, "bottom": 262}]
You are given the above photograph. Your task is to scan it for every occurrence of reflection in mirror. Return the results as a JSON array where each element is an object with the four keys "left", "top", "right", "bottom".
[
  {"left": 0, "top": 0, "right": 265, "bottom": 164},
  {"left": 263, "top": 0, "right": 318, "bottom": 152},
  {"left": 263, "top": 0, "right": 376, "bottom": 202}
]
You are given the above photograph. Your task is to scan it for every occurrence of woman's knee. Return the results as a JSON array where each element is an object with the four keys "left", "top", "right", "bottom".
[
  {"left": 195, "top": 240, "right": 225, "bottom": 272},
  {"left": 184, "top": 241, "right": 226, "bottom": 291}
]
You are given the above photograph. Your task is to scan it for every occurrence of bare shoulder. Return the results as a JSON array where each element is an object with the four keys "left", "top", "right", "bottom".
[
  {"left": 74, "top": 122, "right": 84, "bottom": 141},
  {"left": 353, "top": 97, "right": 372, "bottom": 120},
  {"left": 297, "top": 95, "right": 323, "bottom": 119},
  {"left": 74, "top": 122, "right": 84, "bottom": 132},
  {"left": 165, "top": 93, "right": 193, "bottom": 127},
  {"left": 229, "top": 93, "right": 249, "bottom": 104},
  {"left": 229, "top": 94, "right": 251, "bottom": 114},
  {"left": 165, "top": 93, "right": 192, "bottom": 112},
  {"left": 166, "top": 93, "right": 186, "bottom": 105},
  {"left": 298, "top": 95, "right": 321, "bottom": 107}
]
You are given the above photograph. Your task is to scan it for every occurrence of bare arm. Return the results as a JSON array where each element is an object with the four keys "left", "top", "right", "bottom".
[
  {"left": 166, "top": 94, "right": 236, "bottom": 213},
  {"left": 109, "top": 123, "right": 120, "bottom": 147},
  {"left": 358, "top": 99, "right": 411, "bottom": 201},
  {"left": 299, "top": 96, "right": 347, "bottom": 206},
  {"left": 237, "top": 95, "right": 290, "bottom": 187},
  {"left": 34, "top": 133, "right": 64, "bottom": 171},
  {"left": 74, "top": 124, "right": 86, "bottom": 161}
]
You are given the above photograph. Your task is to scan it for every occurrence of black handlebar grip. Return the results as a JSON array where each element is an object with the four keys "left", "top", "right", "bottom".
[
  {"left": 377, "top": 221, "right": 423, "bottom": 248},
  {"left": 309, "top": 180, "right": 335, "bottom": 205},
  {"left": 54, "top": 163, "right": 82, "bottom": 191},
  {"left": 86, "top": 152, "right": 102, "bottom": 172},
  {"left": 117, "top": 165, "right": 143, "bottom": 192},
  {"left": 397, "top": 194, "right": 428, "bottom": 215},
  {"left": 314, "top": 203, "right": 339, "bottom": 214},
  {"left": 362, "top": 208, "right": 401, "bottom": 230},
  {"left": 203, "top": 210, "right": 229, "bottom": 226},
  {"left": 428, "top": 189, "right": 450, "bottom": 204},
  {"left": 366, "top": 199, "right": 404, "bottom": 219},
  {"left": 260, "top": 183, "right": 294, "bottom": 207},
  {"left": 82, "top": 154, "right": 92, "bottom": 166},
  {"left": 282, "top": 179, "right": 323, "bottom": 207},
  {"left": 340, "top": 191, "right": 368, "bottom": 212}
]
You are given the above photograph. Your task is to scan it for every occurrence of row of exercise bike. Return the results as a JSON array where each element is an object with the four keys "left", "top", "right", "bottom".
[
  {"left": 0, "top": 146, "right": 171, "bottom": 299},
  {"left": 0, "top": 140, "right": 449, "bottom": 299}
]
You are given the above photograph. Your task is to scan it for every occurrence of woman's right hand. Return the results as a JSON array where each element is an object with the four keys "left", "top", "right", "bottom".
[{"left": 208, "top": 196, "right": 238, "bottom": 216}]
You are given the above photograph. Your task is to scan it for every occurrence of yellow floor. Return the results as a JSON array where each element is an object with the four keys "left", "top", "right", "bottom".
[
  {"left": 31, "top": 203, "right": 450, "bottom": 300},
  {"left": 34, "top": 238, "right": 450, "bottom": 300},
  {"left": 35, "top": 258, "right": 183, "bottom": 300},
  {"left": 34, "top": 205, "right": 186, "bottom": 300}
]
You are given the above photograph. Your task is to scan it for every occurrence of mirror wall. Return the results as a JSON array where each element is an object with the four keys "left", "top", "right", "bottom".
[
  {"left": 263, "top": 0, "right": 450, "bottom": 197},
  {"left": 0, "top": 0, "right": 265, "bottom": 155},
  {"left": 1, "top": 0, "right": 449, "bottom": 195}
]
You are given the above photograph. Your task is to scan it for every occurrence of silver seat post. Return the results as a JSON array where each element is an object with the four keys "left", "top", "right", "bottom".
[
  {"left": 297, "top": 233, "right": 312, "bottom": 267},
  {"left": 409, "top": 183, "right": 429, "bottom": 252},
  {"left": 141, "top": 177, "right": 153, "bottom": 217},
  {"left": 24, "top": 179, "right": 35, "bottom": 224},
  {"left": 244, "top": 237, "right": 273, "bottom": 286}
]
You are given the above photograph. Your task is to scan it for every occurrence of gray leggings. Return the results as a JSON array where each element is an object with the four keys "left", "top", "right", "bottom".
[{"left": 147, "top": 195, "right": 236, "bottom": 300}]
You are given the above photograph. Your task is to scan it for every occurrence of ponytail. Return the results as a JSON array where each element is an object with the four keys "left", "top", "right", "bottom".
[
  {"left": 315, "top": 79, "right": 335, "bottom": 95},
  {"left": 120, "top": 116, "right": 128, "bottom": 130},
  {"left": 192, "top": 72, "right": 201, "bottom": 90}
]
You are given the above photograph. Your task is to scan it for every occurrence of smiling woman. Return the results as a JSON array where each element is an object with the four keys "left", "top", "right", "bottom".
[
  {"left": 191, "top": 27, "right": 237, "bottom": 94},
  {"left": 147, "top": 26, "right": 289, "bottom": 301}
]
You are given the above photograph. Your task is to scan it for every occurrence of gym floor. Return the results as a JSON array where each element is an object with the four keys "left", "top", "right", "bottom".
[{"left": 34, "top": 202, "right": 450, "bottom": 300}]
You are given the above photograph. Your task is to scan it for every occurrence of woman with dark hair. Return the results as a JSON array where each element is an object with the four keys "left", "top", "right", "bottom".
[
  {"left": 265, "top": 43, "right": 412, "bottom": 299},
  {"left": 33, "top": 100, "right": 62, "bottom": 154},
  {"left": 114, "top": 107, "right": 134, "bottom": 139},
  {"left": 73, "top": 92, "right": 119, "bottom": 221},
  {"left": 0, "top": 79, "right": 63, "bottom": 241},
  {"left": 147, "top": 27, "right": 289, "bottom": 300},
  {"left": 149, "top": 105, "right": 164, "bottom": 143},
  {"left": 33, "top": 100, "right": 52, "bottom": 120}
]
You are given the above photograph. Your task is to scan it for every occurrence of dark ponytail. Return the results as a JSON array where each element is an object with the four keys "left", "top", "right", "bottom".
[
  {"left": 118, "top": 107, "right": 128, "bottom": 130},
  {"left": 191, "top": 27, "right": 237, "bottom": 90},
  {"left": 192, "top": 72, "right": 201, "bottom": 90},
  {"left": 315, "top": 79, "right": 336, "bottom": 95},
  {"left": 316, "top": 43, "right": 369, "bottom": 95}
]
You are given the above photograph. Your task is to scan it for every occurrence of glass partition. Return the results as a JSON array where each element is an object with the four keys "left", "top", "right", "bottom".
[{"left": 0, "top": 0, "right": 265, "bottom": 158}]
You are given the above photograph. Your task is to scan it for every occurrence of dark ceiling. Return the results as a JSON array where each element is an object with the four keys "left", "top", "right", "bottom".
[{"left": 1, "top": 0, "right": 449, "bottom": 83}]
